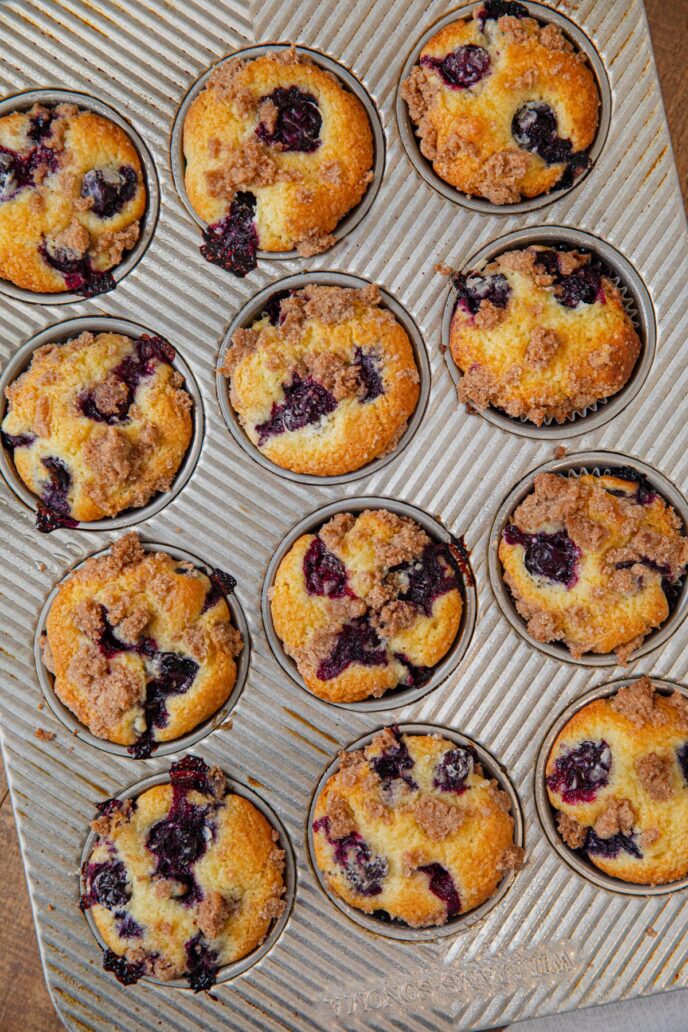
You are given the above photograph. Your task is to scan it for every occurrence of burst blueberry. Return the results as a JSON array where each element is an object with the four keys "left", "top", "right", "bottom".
[
  {"left": 303, "top": 537, "right": 352, "bottom": 598},
  {"left": 433, "top": 747, "right": 474, "bottom": 793},
  {"left": 256, "top": 86, "right": 322, "bottom": 153},
  {"left": 454, "top": 272, "right": 511, "bottom": 316},
  {"left": 547, "top": 739, "right": 612, "bottom": 803},
  {"left": 422, "top": 45, "right": 490, "bottom": 89},
  {"left": 504, "top": 524, "right": 581, "bottom": 588},
  {"left": 81, "top": 165, "right": 137, "bottom": 218},
  {"left": 256, "top": 373, "right": 337, "bottom": 444},
  {"left": 316, "top": 618, "right": 387, "bottom": 681},
  {"left": 201, "top": 191, "right": 259, "bottom": 277},
  {"left": 418, "top": 862, "right": 461, "bottom": 916}
]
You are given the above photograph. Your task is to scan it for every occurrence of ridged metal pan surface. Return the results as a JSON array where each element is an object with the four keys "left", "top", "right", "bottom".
[{"left": 0, "top": 1, "right": 686, "bottom": 1031}]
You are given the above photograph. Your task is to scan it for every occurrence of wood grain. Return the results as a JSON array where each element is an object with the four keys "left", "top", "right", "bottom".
[{"left": 0, "top": 3, "right": 685, "bottom": 1029}]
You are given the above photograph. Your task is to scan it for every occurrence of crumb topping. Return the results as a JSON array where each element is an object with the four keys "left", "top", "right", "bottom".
[
  {"left": 556, "top": 810, "right": 586, "bottom": 849},
  {"left": 413, "top": 795, "right": 463, "bottom": 839},
  {"left": 610, "top": 677, "right": 666, "bottom": 728},
  {"left": 593, "top": 797, "right": 635, "bottom": 840},
  {"left": 635, "top": 752, "right": 673, "bottom": 801}
]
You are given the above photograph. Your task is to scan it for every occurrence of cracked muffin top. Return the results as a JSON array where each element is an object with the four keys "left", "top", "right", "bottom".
[
  {"left": 270, "top": 509, "right": 465, "bottom": 704},
  {"left": 1, "top": 330, "right": 193, "bottom": 530},
  {"left": 0, "top": 101, "right": 146, "bottom": 295},
  {"left": 220, "top": 283, "right": 420, "bottom": 476},
  {"left": 401, "top": 1, "right": 600, "bottom": 204},
  {"left": 498, "top": 470, "right": 688, "bottom": 663},
  {"left": 448, "top": 246, "right": 641, "bottom": 426},
  {"left": 81, "top": 757, "right": 286, "bottom": 990},
  {"left": 546, "top": 677, "right": 688, "bottom": 885},
  {"left": 183, "top": 47, "right": 374, "bottom": 277},
  {"left": 312, "top": 727, "right": 524, "bottom": 926},
  {"left": 42, "top": 533, "right": 243, "bottom": 757}
]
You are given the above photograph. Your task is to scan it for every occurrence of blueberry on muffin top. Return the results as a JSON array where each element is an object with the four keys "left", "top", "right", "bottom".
[
  {"left": 183, "top": 47, "right": 374, "bottom": 276},
  {"left": 220, "top": 283, "right": 420, "bottom": 476},
  {"left": 401, "top": 3, "right": 600, "bottom": 203},
  {"left": 499, "top": 471, "right": 688, "bottom": 662},
  {"left": 0, "top": 102, "right": 146, "bottom": 295},
  {"left": 82, "top": 756, "right": 286, "bottom": 989},
  {"left": 546, "top": 677, "right": 688, "bottom": 885}
]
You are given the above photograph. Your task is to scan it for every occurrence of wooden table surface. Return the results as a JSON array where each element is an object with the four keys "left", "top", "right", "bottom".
[{"left": 1, "top": 4, "right": 686, "bottom": 1030}]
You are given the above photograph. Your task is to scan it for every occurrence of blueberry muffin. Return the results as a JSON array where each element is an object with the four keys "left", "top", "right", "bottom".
[
  {"left": 448, "top": 246, "right": 641, "bottom": 425},
  {"left": 312, "top": 727, "right": 524, "bottom": 926},
  {"left": 0, "top": 101, "right": 146, "bottom": 295},
  {"left": 270, "top": 509, "right": 464, "bottom": 703},
  {"left": 220, "top": 284, "right": 420, "bottom": 475},
  {"left": 546, "top": 677, "right": 688, "bottom": 885},
  {"left": 183, "top": 47, "right": 374, "bottom": 276},
  {"left": 499, "top": 470, "right": 688, "bottom": 662},
  {"left": 42, "top": 533, "right": 243, "bottom": 757},
  {"left": 81, "top": 756, "right": 286, "bottom": 989},
  {"left": 401, "top": 1, "right": 599, "bottom": 203},
  {"left": 2, "top": 330, "right": 193, "bottom": 531}
]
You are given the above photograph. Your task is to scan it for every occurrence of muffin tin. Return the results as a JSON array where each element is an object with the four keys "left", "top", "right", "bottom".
[{"left": 0, "top": 1, "right": 686, "bottom": 1031}]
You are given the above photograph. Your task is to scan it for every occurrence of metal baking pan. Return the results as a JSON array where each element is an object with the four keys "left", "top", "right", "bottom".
[{"left": 0, "top": 1, "right": 686, "bottom": 1030}]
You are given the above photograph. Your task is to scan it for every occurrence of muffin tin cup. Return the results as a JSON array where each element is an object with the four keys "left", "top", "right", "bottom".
[
  {"left": 441, "top": 226, "right": 657, "bottom": 440},
  {"left": 0, "top": 316, "right": 204, "bottom": 531},
  {"left": 488, "top": 451, "right": 688, "bottom": 666},
  {"left": 261, "top": 496, "right": 477, "bottom": 711},
  {"left": 0, "top": 88, "right": 159, "bottom": 305},
  {"left": 535, "top": 677, "right": 688, "bottom": 897},
  {"left": 396, "top": 1, "right": 612, "bottom": 216},
  {"left": 216, "top": 271, "right": 431, "bottom": 485},
  {"left": 35, "top": 539, "right": 250, "bottom": 757},
  {"left": 306, "top": 723, "right": 524, "bottom": 940},
  {"left": 80, "top": 766, "right": 296, "bottom": 987},
  {"left": 170, "top": 43, "right": 385, "bottom": 260}
]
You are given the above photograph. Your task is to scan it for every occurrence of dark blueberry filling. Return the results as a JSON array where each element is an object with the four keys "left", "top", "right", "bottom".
[
  {"left": 201, "top": 190, "right": 258, "bottom": 278},
  {"left": 81, "top": 165, "right": 137, "bottom": 218},
  {"left": 354, "top": 347, "right": 384, "bottom": 402},
  {"left": 433, "top": 747, "right": 474, "bottom": 794},
  {"left": 81, "top": 859, "right": 130, "bottom": 911},
  {"left": 1, "top": 430, "right": 36, "bottom": 450},
  {"left": 169, "top": 754, "right": 216, "bottom": 793},
  {"left": 95, "top": 796, "right": 132, "bottom": 819},
  {"left": 144, "top": 653, "right": 199, "bottom": 730},
  {"left": 314, "top": 818, "right": 388, "bottom": 897},
  {"left": 453, "top": 272, "right": 511, "bottom": 316},
  {"left": 97, "top": 608, "right": 157, "bottom": 660},
  {"left": 256, "top": 86, "right": 322, "bottom": 153},
  {"left": 370, "top": 727, "right": 418, "bottom": 791},
  {"left": 395, "top": 653, "right": 433, "bottom": 689},
  {"left": 79, "top": 333, "right": 176, "bottom": 424},
  {"left": 421, "top": 45, "right": 491, "bottom": 89},
  {"left": 255, "top": 373, "right": 337, "bottom": 444},
  {"left": 200, "top": 566, "right": 237, "bottom": 613},
  {"left": 303, "top": 537, "right": 352, "bottom": 598},
  {"left": 116, "top": 913, "right": 143, "bottom": 939},
  {"left": 605, "top": 466, "right": 657, "bottom": 507},
  {"left": 36, "top": 456, "right": 77, "bottom": 533},
  {"left": 397, "top": 542, "right": 460, "bottom": 616},
  {"left": 40, "top": 240, "right": 115, "bottom": 298},
  {"left": 147, "top": 794, "right": 210, "bottom": 901},
  {"left": 262, "top": 289, "right": 293, "bottom": 325},
  {"left": 103, "top": 948, "right": 145, "bottom": 985},
  {"left": 555, "top": 265, "right": 604, "bottom": 308},
  {"left": 316, "top": 617, "right": 387, "bottom": 681},
  {"left": 546, "top": 739, "right": 612, "bottom": 803},
  {"left": 534, "top": 249, "right": 561, "bottom": 279},
  {"left": 185, "top": 933, "right": 219, "bottom": 992},
  {"left": 676, "top": 742, "right": 688, "bottom": 784},
  {"left": 478, "top": 0, "right": 528, "bottom": 25},
  {"left": 503, "top": 524, "right": 581, "bottom": 588},
  {"left": 28, "top": 110, "right": 56, "bottom": 142},
  {"left": 584, "top": 827, "right": 642, "bottom": 859},
  {"left": 0, "top": 143, "right": 57, "bottom": 201},
  {"left": 418, "top": 862, "right": 461, "bottom": 917},
  {"left": 512, "top": 102, "right": 590, "bottom": 183}
]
